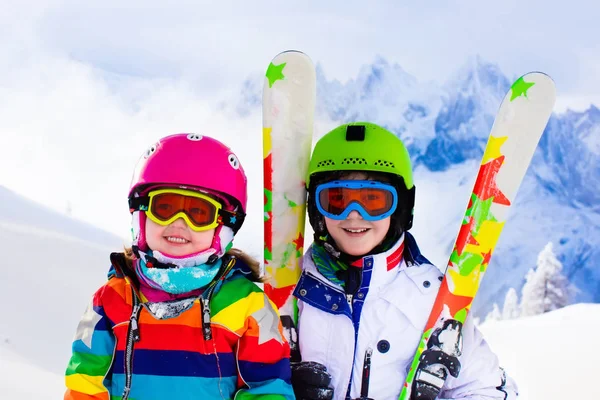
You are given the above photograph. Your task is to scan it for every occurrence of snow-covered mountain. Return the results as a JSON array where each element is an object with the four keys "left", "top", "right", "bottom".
[
  {"left": 315, "top": 56, "right": 442, "bottom": 158},
  {"left": 234, "top": 55, "right": 600, "bottom": 316},
  {"left": 420, "top": 56, "right": 511, "bottom": 170}
]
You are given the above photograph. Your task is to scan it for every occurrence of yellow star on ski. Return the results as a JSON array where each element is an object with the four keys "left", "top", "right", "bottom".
[
  {"left": 465, "top": 220, "right": 505, "bottom": 255},
  {"left": 273, "top": 259, "right": 302, "bottom": 287},
  {"left": 263, "top": 127, "right": 272, "bottom": 158},
  {"left": 482, "top": 135, "right": 508, "bottom": 164},
  {"left": 510, "top": 77, "right": 535, "bottom": 101},
  {"left": 266, "top": 62, "right": 286, "bottom": 88},
  {"left": 447, "top": 267, "right": 481, "bottom": 298}
]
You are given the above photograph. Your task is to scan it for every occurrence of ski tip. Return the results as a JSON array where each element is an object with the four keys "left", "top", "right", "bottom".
[
  {"left": 520, "top": 71, "right": 555, "bottom": 84},
  {"left": 263, "top": 51, "right": 316, "bottom": 90},
  {"left": 269, "top": 50, "right": 314, "bottom": 64},
  {"left": 278, "top": 49, "right": 308, "bottom": 56},
  {"left": 507, "top": 71, "right": 557, "bottom": 107}
]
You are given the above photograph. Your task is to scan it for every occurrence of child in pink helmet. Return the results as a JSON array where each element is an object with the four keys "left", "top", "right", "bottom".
[{"left": 64, "top": 133, "right": 294, "bottom": 400}]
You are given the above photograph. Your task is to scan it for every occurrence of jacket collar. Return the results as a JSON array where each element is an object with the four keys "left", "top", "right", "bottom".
[
  {"left": 355, "top": 233, "right": 407, "bottom": 292},
  {"left": 303, "top": 232, "right": 427, "bottom": 293},
  {"left": 107, "top": 252, "right": 248, "bottom": 303},
  {"left": 296, "top": 232, "right": 434, "bottom": 318}
]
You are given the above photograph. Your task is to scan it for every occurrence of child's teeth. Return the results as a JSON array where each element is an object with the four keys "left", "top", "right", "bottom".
[
  {"left": 167, "top": 237, "right": 188, "bottom": 243},
  {"left": 346, "top": 228, "right": 367, "bottom": 233}
]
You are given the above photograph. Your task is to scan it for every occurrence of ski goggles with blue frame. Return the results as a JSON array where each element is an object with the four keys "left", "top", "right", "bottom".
[{"left": 315, "top": 180, "right": 398, "bottom": 221}]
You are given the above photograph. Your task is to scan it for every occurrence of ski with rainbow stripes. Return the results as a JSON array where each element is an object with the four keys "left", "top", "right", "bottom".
[{"left": 400, "top": 72, "right": 556, "bottom": 400}]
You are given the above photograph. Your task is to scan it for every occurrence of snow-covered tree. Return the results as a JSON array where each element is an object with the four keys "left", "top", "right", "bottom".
[
  {"left": 520, "top": 242, "right": 571, "bottom": 317},
  {"left": 502, "top": 287, "right": 520, "bottom": 320},
  {"left": 484, "top": 303, "right": 502, "bottom": 323}
]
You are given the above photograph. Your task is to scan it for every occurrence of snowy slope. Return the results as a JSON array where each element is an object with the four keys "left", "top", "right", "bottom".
[
  {"left": 0, "top": 345, "right": 64, "bottom": 399},
  {"left": 480, "top": 303, "right": 600, "bottom": 399},
  {"left": 0, "top": 186, "right": 124, "bottom": 375}
]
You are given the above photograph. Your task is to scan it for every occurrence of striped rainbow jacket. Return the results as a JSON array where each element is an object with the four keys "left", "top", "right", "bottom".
[{"left": 64, "top": 252, "right": 294, "bottom": 400}]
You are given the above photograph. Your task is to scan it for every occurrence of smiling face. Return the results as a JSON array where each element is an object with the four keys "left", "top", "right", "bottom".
[
  {"left": 145, "top": 216, "right": 215, "bottom": 257},
  {"left": 322, "top": 172, "right": 391, "bottom": 256}
]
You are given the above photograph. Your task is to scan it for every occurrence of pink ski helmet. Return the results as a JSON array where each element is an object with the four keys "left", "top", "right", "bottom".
[{"left": 128, "top": 133, "right": 247, "bottom": 257}]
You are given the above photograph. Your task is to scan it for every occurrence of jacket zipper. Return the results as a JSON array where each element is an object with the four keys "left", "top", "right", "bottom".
[
  {"left": 122, "top": 290, "right": 142, "bottom": 400},
  {"left": 119, "top": 256, "right": 235, "bottom": 398},
  {"left": 345, "top": 260, "right": 367, "bottom": 399},
  {"left": 201, "top": 296, "right": 212, "bottom": 341},
  {"left": 360, "top": 347, "right": 373, "bottom": 399}
]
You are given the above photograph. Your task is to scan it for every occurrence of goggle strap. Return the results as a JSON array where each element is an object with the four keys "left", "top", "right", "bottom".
[
  {"left": 218, "top": 208, "right": 245, "bottom": 233},
  {"left": 129, "top": 196, "right": 150, "bottom": 213}
]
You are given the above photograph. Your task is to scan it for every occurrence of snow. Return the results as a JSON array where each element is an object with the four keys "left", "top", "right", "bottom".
[
  {"left": 480, "top": 303, "right": 600, "bottom": 399},
  {"left": 0, "top": 345, "right": 64, "bottom": 399},
  {"left": 581, "top": 124, "right": 600, "bottom": 156},
  {"left": 520, "top": 243, "right": 571, "bottom": 316},
  {"left": 0, "top": 187, "right": 123, "bottom": 375},
  {"left": 146, "top": 298, "right": 196, "bottom": 319}
]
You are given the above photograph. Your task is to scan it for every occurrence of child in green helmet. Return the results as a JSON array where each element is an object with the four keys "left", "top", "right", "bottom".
[{"left": 290, "top": 123, "right": 517, "bottom": 400}]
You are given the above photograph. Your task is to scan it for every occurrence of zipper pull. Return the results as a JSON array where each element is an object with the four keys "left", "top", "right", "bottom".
[
  {"left": 360, "top": 347, "right": 373, "bottom": 399},
  {"left": 201, "top": 298, "right": 212, "bottom": 341},
  {"left": 346, "top": 294, "right": 353, "bottom": 306},
  {"left": 130, "top": 304, "right": 141, "bottom": 342}
]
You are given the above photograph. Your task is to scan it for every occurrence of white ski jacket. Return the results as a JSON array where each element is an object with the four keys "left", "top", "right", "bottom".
[{"left": 294, "top": 233, "right": 517, "bottom": 400}]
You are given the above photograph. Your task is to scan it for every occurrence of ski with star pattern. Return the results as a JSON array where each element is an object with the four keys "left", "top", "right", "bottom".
[
  {"left": 262, "top": 50, "right": 316, "bottom": 357},
  {"left": 401, "top": 72, "right": 556, "bottom": 400}
]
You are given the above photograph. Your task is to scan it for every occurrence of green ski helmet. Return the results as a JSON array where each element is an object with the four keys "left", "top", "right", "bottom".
[{"left": 307, "top": 122, "right": 416, "bottom": 241}]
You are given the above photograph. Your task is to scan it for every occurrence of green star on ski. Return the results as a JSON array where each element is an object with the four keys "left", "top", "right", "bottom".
[
  {"left": 465, "top": 194, "right": 496, "bottom": 235},
  {"left": 450, "top": 249, "right": 484, "bottom": 276},
  {"left": 284, "top": 194, "right": 297, "bottom": 208},
  {"left": 264, "top": 189, "right": 273, "bottom": 209},
  {"left": 266, "top": 62, "right": 286, "bottom": 88},
  {"left": 510, "top": 77, "right": 535, "bottom": 101},
  {"left": 264, "top": 247, "right": 272, "bottom": 262},
  {"left": 264, "top": 189, "right": 273, "bottom": 222}
]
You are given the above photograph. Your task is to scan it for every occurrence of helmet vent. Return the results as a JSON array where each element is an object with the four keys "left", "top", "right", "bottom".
[
  {"left": 317, "top": 160, "right": 336, "bottom": 167},
  {"left": 187, "top": 133, "right": 203, "bottom": 141},
  {"left": 341, "top": 157, "right": 367, "bottom": 165},
  {"left": 144, "top": 145, "right": 157, "bottom": 159},
  {"left": 373, "top": 160, "right": 395, "bottom": 168}
]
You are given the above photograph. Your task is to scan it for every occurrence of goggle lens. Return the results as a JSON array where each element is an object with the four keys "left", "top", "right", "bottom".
[
  {"left": 145, "top": 189, "right": 222, "bottom": 231},
  {"left": 151, "top": 193, "right": 217, "bottom": 226},
  {"left": 319, "top": 187, "right": 395, "bottom": 217}
]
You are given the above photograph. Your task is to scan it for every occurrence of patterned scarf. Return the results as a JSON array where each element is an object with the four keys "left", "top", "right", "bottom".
[
  {"left": 311, "top": 242, "right": 349, "bottom": 287},
  {"left": 135, "top": 251, "right": 221, "bottom": 298},
  {"left": 311, "top": 236, "right": 397, "bottom": 288}
]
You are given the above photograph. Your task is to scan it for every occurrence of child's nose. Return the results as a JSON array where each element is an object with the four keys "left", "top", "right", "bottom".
[
  {"left": 347, "top": 210, "right": 363, "bottom": 220},
  {"left": 170, "top": 217, "right": 188, "bottom": 227}
]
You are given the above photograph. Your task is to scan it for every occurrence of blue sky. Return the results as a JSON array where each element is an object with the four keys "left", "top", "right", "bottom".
[{"left": 1, "top": 0, "right": 598, "bottom": 239}]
